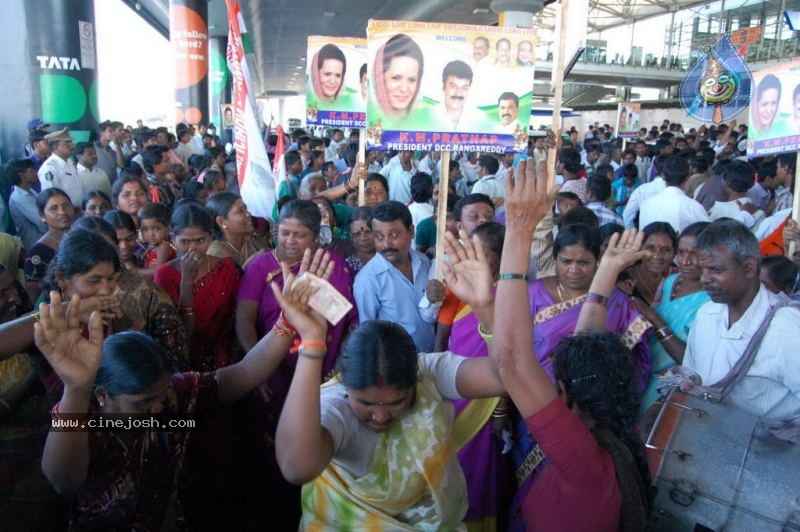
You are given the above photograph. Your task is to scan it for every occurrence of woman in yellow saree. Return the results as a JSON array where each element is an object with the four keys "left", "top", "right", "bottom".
[{"left": 274, "top": 247, "right": 507, "bottom": 530}]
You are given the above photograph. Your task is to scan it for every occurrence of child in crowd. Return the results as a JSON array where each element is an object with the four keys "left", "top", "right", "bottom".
[
  {"left": 612, "top": 163, "right": 642, "bottom": 215},
  {"left": 138, "top": 202, "right": 176, "bottom": 269},
  {"left": 407, "top": 172, "right": 434, "bottom": 229},
  {"left": 760, "top": 255, "right": 799, "bottom": 298},
  {"left": 555, "top": 191, "right": 581, "bottom": 217},
  {"left": 201, "top": 170, "right": 227, "bottom": 197}
]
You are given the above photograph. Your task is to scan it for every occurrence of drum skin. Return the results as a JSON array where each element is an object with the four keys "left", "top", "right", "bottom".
[{"left": 645, "top": 391, "right": 800, "bottom": 531}]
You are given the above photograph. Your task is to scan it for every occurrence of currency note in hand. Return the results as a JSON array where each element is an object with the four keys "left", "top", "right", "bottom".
[{"left": 296, "top": 272, "right": 353, "bottom": 326}]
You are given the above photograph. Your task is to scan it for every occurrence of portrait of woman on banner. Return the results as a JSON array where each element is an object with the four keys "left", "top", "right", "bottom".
[
  {"left": 372, "top": 34, "right": 425, "bottom": 120},
  {"left": 310, "top": 43, "right": 347, "bottom": 103}
]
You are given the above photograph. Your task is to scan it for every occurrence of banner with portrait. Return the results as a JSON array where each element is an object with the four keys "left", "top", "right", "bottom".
[
  {"left": 366, "top": 20, "right": 535, "bottom": 154},
  {"left": 305, "top": 36, "right": 367, "bottom": 129},
  {"left": 746, "top": 59, "right": 800, "bottom": 158},
  {"left": 616, "top": 102, "right": 641, "bottom": 138}
]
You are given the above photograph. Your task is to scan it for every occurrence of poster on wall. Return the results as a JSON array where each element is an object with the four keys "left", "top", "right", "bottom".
[
  {"left": 616, "top": 102, "right": 641, "bottom": 138},
  {"left": 305, "top": 36, "right": 367, "bottom": 129},
  {"left": 746, "top": 58, "right": 800, "bottom": 158},
  {"left": 366, "top": 19, "right": 535, "bottom": 153}
]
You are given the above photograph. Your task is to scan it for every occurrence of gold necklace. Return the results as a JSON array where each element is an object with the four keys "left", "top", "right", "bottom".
[
  {"left": 42, "top": 232, "right": 63, "bottom": 249},
  {"left": 223, "top": 238, "right": 245, "bottom": 261},
  {"left": 557, "top": 280, "right": 569, "bottom": 302},
  {"left": 634, "top": 267, "right": 657, "bottom": 302}
]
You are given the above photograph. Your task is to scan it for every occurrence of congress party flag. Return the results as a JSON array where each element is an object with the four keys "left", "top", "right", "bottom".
[{"left": 226, "top": 0, "right": 275, "bottom": 218}]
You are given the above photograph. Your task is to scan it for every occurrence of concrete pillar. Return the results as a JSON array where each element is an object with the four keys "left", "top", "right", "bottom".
[
  {"left": 490, "top": 0, "right": 543, "bottom": 28},
  {"left": 0, "top": 0, "right": 99, "bottom": 161},
  {"left": 170, "top": 0, "right": 209, "bottom": 126}
]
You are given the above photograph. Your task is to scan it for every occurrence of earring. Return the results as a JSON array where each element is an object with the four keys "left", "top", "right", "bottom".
[
  {"left": 98, "top": 401, "right": 105, "bottom": 407},
  {"left": 223, "top": 224, "right": 228, "bottom": 229}
]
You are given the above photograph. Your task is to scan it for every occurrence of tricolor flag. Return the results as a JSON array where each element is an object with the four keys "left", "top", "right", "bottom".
[{"left": 226, "top": 0, "right": 275, "bottom": 219}]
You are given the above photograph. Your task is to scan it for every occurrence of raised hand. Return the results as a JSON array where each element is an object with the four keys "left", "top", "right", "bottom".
[
  {"left": 505, "top": 157, "right": 554, "bottom": 237},
  {"left": 270, "top": 248, "right": 329, "bottom": 342},
  {"left": 442, "top": 230, "right": 494, "bottom": 309},
  {"left": 33, "top": 292, "right": 105, "bottom": 392},
  {"left": 600, "top": 229, "right": 649, "bottom": 273}
]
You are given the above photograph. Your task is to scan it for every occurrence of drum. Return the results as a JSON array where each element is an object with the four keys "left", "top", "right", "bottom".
[{"left": 645, "top": 390, "right": 800, "bottom": 531}]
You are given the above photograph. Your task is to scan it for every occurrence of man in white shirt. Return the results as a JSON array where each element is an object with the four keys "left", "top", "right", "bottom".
[
  {"left": 708, "top": 160, "right": 764, "bottom": 229},
  {"left": 75, "top": 142, "right": 112, "bottom": 197},
  {"left": 685, "top": 219, "right": 800, "bottom": 420},
  {"left": 632, "top": 140, "right": 651, "bottom": 182},
  {"left": 459, "top": 152, "right": 480, "bottom": 189},
  {"left": 622, "top": 154, "right": 668, "bottom": 228},
  {"left": 38, "top": 128, "right": 83, "bottom": 207},
  {"left": 380, "top": 151, "right": 417, "bottom": 204},
  {"left": 174, "top": 124, "right": 203, "bottom": 165},
  {"left": 496, "top": 93, "right": 521, "bottom": 135},
  {"left": 639, "top": 155, "right": 709, "bottom": 233},
  {"left": 496, "top": 153, "right": 514, "bottom": 187},
  {"left": 470, "top": 155, "right": 503, "bottom": 200},
  {"left": 432, "top": 60, "right": 476, "bottom": 131},
  {"left": 325, "top": 129, "right": 345, "bottom": 162}
]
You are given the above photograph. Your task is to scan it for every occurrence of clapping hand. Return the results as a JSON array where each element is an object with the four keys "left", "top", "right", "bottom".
[
  {"left": 270, "top": 248, "right": 332, "bottom": 342},
  {"left": 33, "top": 292, "right": 105, "bottom": 392},
  {"left": 442, "top": 231, "right": 494, "bottom": 310}
]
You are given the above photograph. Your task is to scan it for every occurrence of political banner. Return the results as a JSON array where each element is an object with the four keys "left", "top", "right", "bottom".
[
  {"left": 747, "top": 58, "right": 800, "bottom": 158},
  {"left": 366, "top": 20, "right": 535, "bottom": 154},
  {"left": 616, "top": 102, "right": 641, "bottom": 138},
  {"left": 305, "top": 36, "right": 367, "bottom": 129}
]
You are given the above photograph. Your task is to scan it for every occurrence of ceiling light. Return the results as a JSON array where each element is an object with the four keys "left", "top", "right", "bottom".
[
  {"left": 300, "top": 57, "right": 306, "bottom": 61},
  {"left": 473, "top": 8, "right": 489, "bottom": 14},
  {"left": 324, "top": 11, "right": 336, "bottom": 17}
]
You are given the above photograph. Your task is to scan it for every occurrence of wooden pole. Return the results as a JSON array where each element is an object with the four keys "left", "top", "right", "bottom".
[
  {"left": 788, "top": 152, "right": 800, "bottom": 257},
  {"left": 357, "top": 133, "right": 367, "bottom": 206},
  {"left": 547, "top": 0, "right": 569, "bottom": 188},
  {"left": 434, "top": 151, "right": 452, "bottom": 281}
]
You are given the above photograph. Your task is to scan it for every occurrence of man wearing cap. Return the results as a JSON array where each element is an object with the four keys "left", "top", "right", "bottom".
[
  {"left": 26, "top": 130, "right": 50, "bottom": 184},
  {"left": 24, "top": 118, "right": 49, "bottom": 158},
  {"left": 38, "top": 128, "right": 84, "bottom": 207}
]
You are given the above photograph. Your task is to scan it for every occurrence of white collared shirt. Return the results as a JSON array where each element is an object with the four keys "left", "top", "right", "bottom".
[
  {"left": 38, "top": 154, "right": 82, "bottom": 206},
  {"left": 379, "top": 158, "right": 417, "bottom": 204},
  {"left": 622, "top": 177, "right": 665, "bottom": 228},
  {"left": 638, "top": 185, "right": 709, "bottom": 233},
  {"left": 708, "top": 198, "right": 764, "bottom": 229},
  {"left": 470, "top": 173, "right": 503, "bottom": 199},
  {"left": 77, "top": 163, "right": 112, "bottom": 196},
  {"left": 685, "top": 285, "right": 800, "bottom": 420}
]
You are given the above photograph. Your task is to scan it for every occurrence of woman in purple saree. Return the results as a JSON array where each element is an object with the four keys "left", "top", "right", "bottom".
[
  {"left": 235, "top": 200, "right": 358, "bottom": 528},
  {"left": 440, "top": 223, "right": 513, "bottom": 531},
  {"left": 509, "top": 223, "right": 652, "bottom": 530}
]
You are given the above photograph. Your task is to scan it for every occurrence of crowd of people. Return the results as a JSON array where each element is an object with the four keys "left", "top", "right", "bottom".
[{"left": 0, "top": 113, "right": 798, "bottom": 530}]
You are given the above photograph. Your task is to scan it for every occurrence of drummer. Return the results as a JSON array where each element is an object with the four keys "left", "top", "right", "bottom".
[{"left": 682, "top": 219, "right": 800, "bottom": 421}]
